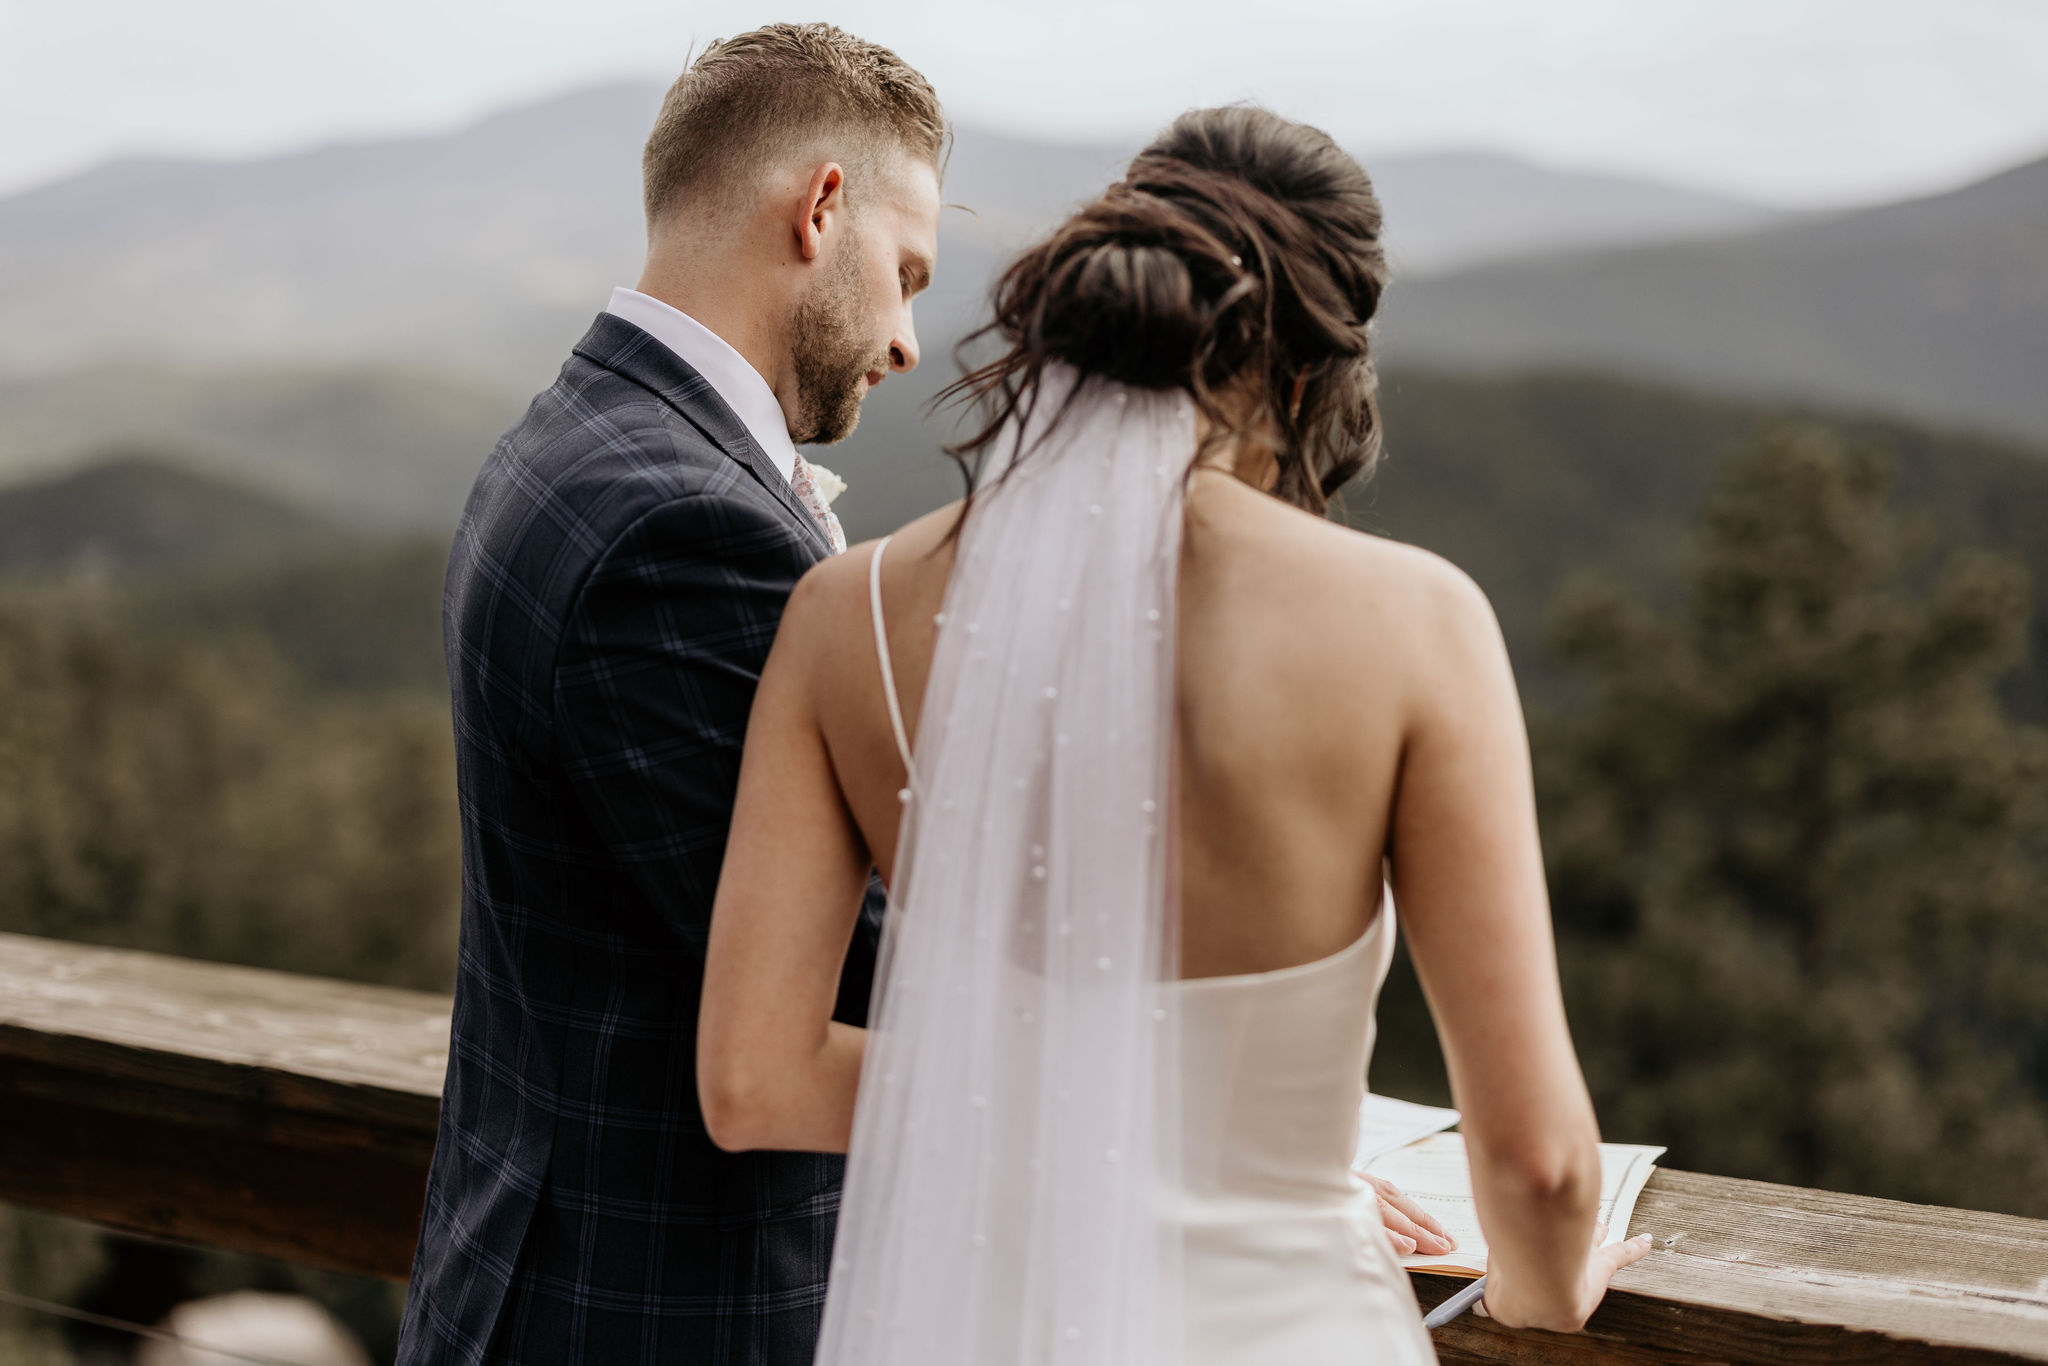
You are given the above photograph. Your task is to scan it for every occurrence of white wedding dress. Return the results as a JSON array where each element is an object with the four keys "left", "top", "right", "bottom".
[
  {"left": 1175, "top": 914, "right": 1434, "bottom": 1363},
  {"left": 815, "top": 372, "right": 1437, "bottom": 1366}
]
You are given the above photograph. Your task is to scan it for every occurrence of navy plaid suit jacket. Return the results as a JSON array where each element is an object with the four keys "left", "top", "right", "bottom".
[{"left": 396, "top": 313, "right": 886, "bottom": 1366}]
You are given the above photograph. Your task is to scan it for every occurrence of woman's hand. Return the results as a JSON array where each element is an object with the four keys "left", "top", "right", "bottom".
[
  {"left": 1482, "top": 1223, "right": 1653, "bottom": 1332},
  {"left": 1365, "top": 1174, "right": 1457, "bottom": 1258}
]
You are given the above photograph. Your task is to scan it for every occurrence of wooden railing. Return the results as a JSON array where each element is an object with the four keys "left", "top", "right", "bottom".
[{"left": 4, "top": 929, "right": 2046, "bottom": 1364}]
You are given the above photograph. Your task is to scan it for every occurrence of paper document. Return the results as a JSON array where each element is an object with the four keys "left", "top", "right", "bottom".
[
  {"left": 1354, "top": 1093, "right": 1460, "bottom": 1167},
  {"left": 1361, "top": 1132, "right": 1666, "bottom": 1277}
]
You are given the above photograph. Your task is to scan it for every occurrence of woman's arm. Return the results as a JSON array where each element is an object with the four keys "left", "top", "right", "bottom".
[
  {"left": 1388, "top": 558, "right": 1648, "bottom": 1332},
  {"left": 698, "top": 567, "right": 876, "bottom": 1153}
]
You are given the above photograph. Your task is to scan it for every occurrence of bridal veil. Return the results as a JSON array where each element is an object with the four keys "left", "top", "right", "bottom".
[{"left": 816, "top": 368, "right": 1192, "bottom": 1365}]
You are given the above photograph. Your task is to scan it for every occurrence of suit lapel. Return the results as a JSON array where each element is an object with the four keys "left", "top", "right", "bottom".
[{"left": 574, "top": 313, "right": 832, "bottom": 557}]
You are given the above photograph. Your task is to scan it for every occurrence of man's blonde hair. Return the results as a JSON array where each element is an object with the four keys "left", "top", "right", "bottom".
[{"left": 643, "top": 23, "right": 948, "bottom": 227}]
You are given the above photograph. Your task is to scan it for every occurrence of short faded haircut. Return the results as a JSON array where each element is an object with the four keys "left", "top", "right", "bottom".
[{"left": 643, "top": 23, "right": 948, "bottom": 227}]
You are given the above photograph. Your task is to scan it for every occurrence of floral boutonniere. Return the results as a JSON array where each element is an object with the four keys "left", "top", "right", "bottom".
[{"left": 806, "top": 462, "right": 847, "bottom": 506}]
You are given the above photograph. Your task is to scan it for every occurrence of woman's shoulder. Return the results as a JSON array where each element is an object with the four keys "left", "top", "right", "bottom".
[
  {"left": 1209, "top": 477, "right": 1498, "bottom": 642},
  {"left": 1331, "top": 521, "right": 1498, "bottom": 642},
  {"left": 782, "top": 501, "right": 965, "bottom": 645},
  {"left": 1217, "top": 491, "right": 1519, "bottom": 749}
]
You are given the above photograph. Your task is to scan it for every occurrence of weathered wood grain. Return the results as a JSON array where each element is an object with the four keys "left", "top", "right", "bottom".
[
  {"left": 0, "top": 930, "right": 447, "bottom": 1275},
  {"left": 0, "top": 931, "right": 449, "bottom": 1111},
  {"left": 4, "top": 931, "right": 2047, "bottom": 1361},
  {"left": 1609, "top": 1169, "right": 2048, "bottom": 1360},
  {"left": 1409, "top": 1166, "right": 2048, "bottom": 1362}
]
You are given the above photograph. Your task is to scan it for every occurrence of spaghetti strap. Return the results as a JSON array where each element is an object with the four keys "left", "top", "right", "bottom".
[{"left": 868, "top": 536, "right": 916, "bottom": 784}]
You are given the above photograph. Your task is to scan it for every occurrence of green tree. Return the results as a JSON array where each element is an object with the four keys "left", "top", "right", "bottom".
[
  {"left": 0, "top": 597, "right": 459, "bottom": 991},
  {"left": 1537, "top": 424, "right": 2048, "bottom": 1216}
]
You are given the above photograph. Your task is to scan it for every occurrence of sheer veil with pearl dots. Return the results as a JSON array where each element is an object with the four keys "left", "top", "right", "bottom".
[{"left": 816, "top": 366, "right": 1190, "bottom": 1365}]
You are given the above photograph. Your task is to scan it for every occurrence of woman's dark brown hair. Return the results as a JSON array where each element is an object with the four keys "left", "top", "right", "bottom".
[{"left": 940, "top": 105, "right": 1389, "bottom": 514}]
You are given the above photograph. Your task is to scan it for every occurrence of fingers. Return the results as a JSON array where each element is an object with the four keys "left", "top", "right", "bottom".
[
  {"left": 1384, "top": 1185, "right": 1456, "bottom": 1248},
  {"left": 1479, "top": 1230, "right": 1655, "bottom": 1334},
  {"left": 1562, "top": 1232, "right": 1652, "bottom": 1333},
  {"left": 1599, "top": 1233, "right": 1654, "bottom": 1278},
  {"left": 1368, "top": 1184, "right": 1421, "bottom": 1255},
  {"left": 1376, "top": 1195, "right": 1455, "bottom": 1256},
  {"left": 1368, "top": 1177, "right": 1457, "bottom": 1254}
]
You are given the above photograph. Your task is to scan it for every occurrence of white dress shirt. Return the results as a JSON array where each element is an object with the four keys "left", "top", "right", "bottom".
[{"left": 604, "top": 286, "right": 797, "bottom": 485}]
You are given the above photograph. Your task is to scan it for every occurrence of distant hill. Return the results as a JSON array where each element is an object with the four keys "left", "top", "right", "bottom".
[
  {"left": 1366, "top": 151, "right": 1780, "bottom": 275},
  {"left": 0, "top": 455, "right": 350, "bottom": 577},
  {"left": 1385, "top": 154, "right": 2048, "bottom": 444},
  {"left": 128, "top": 534, "right": 452, "bottom": 695},
  {"left": 0, "top": 364, "right": 522, "bottom": 529},
  {"left": 0, "top": 82, "right": 1789, "bottom": 394},
  {"left": 0, "top": 84, "right": 658, "bottom": 389},
  {"left": 1356, "top": 371, "right": 2048, "bottom": 720},
  {"left": 0, "top": 452, "right": 447, "bottom": 691},
  {"left": 25, "top": 372, "right": 2031, "bottom": 722}
]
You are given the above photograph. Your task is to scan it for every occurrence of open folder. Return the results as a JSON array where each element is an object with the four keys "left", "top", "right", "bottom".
[{"left": 1354, "top": 1094, "right": 1665, "bottom": 1278}]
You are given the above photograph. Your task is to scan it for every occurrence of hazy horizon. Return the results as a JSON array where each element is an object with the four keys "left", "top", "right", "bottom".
[
  {"left": 4, "top": 0, "right": 2046, "bottom": 207},
  {"left": 0, "top": 77, "right": 1827, "bottom": 208}
]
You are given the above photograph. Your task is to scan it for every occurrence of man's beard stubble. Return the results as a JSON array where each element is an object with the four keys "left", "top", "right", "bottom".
[{"left": 788, "top": 247, "right": 886, "bottom": 446}]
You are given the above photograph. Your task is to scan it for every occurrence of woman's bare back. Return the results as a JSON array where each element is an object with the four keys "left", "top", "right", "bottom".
[{"left": 797, "top": 462, "right": 1481, "bottom": 981}]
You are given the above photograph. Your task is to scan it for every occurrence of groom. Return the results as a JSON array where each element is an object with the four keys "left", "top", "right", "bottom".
[{"left": 394, "top": 25, "right": 944, "bottom": 1366}]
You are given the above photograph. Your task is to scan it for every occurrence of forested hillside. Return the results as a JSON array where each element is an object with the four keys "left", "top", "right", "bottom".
[
  {"left": 1358, "top": 371, "right": 2048, "bottom": 718},
  {"left": 0, "top": 456, "right": 351, "bottom": 577},
  {"left": 11, "top": 368, "right": 2042, "bottom": 715},
  {"left": 1374, "top": 424, "right": 2048, "bottom": 1218}
]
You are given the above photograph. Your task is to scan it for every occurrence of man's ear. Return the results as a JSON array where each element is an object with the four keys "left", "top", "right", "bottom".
[{"left": 794, "top": 162, "right": 845, "bottom": 263}]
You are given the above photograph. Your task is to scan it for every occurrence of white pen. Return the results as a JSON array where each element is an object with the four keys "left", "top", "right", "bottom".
[{"left": 1422, "top": 1275, "right": 1487, "bottom": 1330}]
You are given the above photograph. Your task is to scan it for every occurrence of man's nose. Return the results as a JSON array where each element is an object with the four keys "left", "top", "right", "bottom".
[{"left": 889, "top": 311, "right": 919, "bottom": 374}]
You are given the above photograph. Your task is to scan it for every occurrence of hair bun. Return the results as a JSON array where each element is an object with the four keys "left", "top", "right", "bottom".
[
  {"left": 947, "top": 106, "right": 1389, "bottom": 516},
  {"left": 1027, "top": 201, "right": 1253, "bottom": 390}
]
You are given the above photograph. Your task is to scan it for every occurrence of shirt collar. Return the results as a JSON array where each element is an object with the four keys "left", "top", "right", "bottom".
[{"left": 604, "top": 286, "right": 798, "bottom": 485}]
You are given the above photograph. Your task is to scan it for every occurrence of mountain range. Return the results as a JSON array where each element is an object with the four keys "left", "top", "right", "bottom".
[
  {"left": 0, "top": 79, "right": 2040, "bottom": 514},
  {"left": 1385, "top": 154, "right": 2048, "bottom": 445},
  {"left": 0, "top": 83, "right": 1784, "bottom": 392}
]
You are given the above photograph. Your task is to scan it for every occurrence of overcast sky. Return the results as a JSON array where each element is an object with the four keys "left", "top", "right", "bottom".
[{"left": 4, "top": 0, "right": 2046, "bottom": 206}]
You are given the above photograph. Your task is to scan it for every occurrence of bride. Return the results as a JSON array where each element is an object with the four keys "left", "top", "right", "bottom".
[{"left": 697, "top": 105, "right": 1649, "bottom": 1363}]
